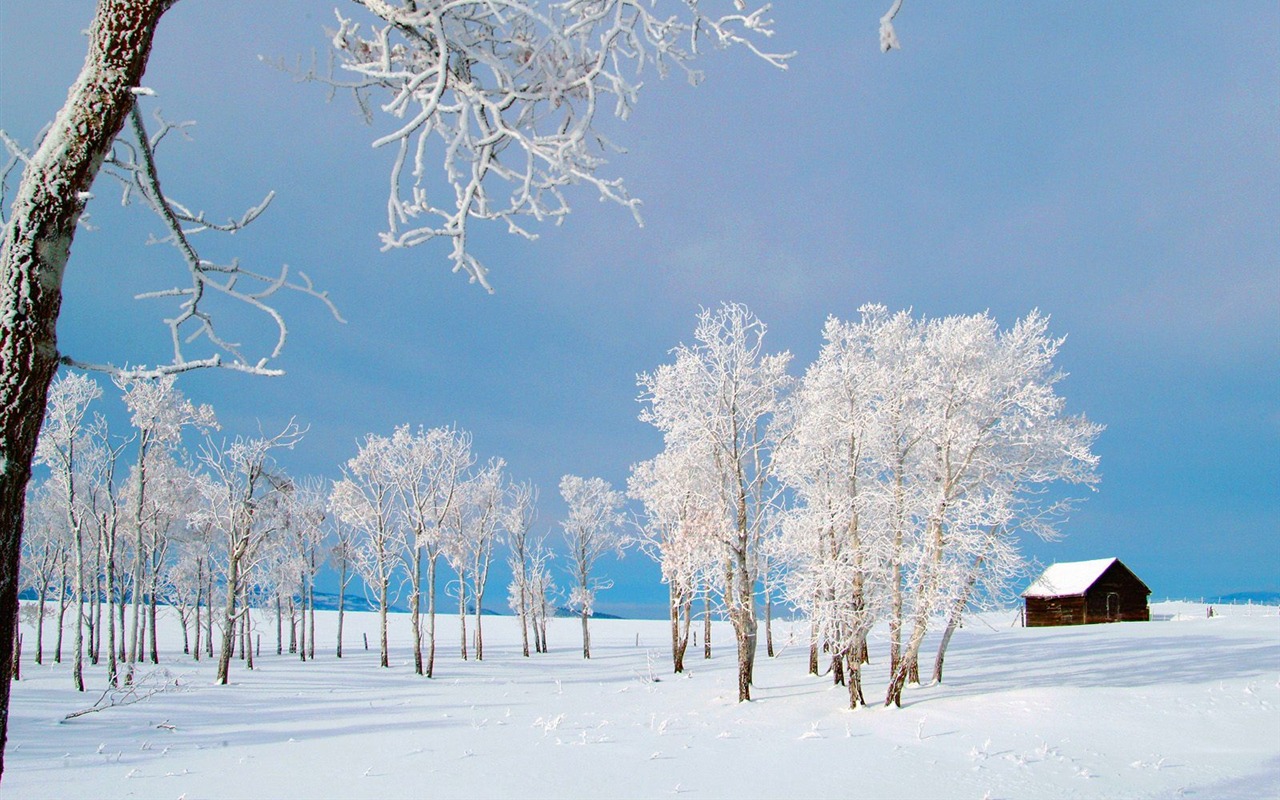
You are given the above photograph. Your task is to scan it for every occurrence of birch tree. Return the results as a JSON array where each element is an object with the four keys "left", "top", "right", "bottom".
[
  {"left": 330, "top": 432, "right": 400, "bottom": 669},
  {"left": 637, "top": 303, "right": 792, "bottom": 701},
  {"left": 504, "top": 482, "right": 539, "bottom": 658},
  {"left": 389, "top": 424, "right": 472, "bottom": 676},
  {"left": 0, "top": 0, "right": 908, "bottom": 774},
  {"left": 462, "top": 460, "right": 507, "bottom": 661},
  {"left": 630, "top": 448, "right": 721, "bottom": 674},
  {"left": 194, "top": 422, "right": 303, "bottom": 684},
  {"left": 329, "top": 514, "right": 358, "bottom": 658},
  {"left": 34, "top": 372, "right": 102, "bottom": 692},
  {"left": 558, "top": 474, "right": 626, "bottom": 659}
]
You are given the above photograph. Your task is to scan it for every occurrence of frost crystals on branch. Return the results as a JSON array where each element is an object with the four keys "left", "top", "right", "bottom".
[
  {"left": 64, "top": 103, "right": 345, "bottom": 379},
  {"left": 324, "top": 1, "right": 792, "bottom": 291}
]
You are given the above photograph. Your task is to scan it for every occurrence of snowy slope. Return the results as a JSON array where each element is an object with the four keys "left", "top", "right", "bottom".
[{"left": 7, "top": 602, "right": 1278, "bottom": 799}]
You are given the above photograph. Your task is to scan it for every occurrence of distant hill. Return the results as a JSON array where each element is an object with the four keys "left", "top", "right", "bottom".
[
  {"left": 311, "top": 591, "right": 505, "bottom": 615},
  {"left": 554, "top": 607, "right": 623, "bottom": 620},
  {"left": 1204, "top": 591, "right": 1280, "bottom": 605}
]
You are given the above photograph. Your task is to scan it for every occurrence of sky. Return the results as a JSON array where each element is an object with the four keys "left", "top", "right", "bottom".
[{"left": 1, "top": 1, "right": 1276, "bottom": 617}]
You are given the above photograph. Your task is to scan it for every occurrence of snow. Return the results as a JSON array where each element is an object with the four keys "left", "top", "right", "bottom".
[
  {"left": 1023, "top": 557, "right": 1121, "bottom": 598},
  {"left": 8, "top": 602, "right": 1279, "bottom": 799}
]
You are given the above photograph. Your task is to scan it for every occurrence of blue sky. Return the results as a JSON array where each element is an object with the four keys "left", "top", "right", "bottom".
[{"left": 2, "top": 2, "right": 1277, "bottom": 616}]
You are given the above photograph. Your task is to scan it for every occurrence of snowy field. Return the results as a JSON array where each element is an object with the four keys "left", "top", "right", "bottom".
[{"left": 7, "top": 602, "right": 1279, "bottom": 799}]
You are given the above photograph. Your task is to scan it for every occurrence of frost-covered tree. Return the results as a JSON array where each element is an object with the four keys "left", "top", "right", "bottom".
[
  {"left": 78, "top": 414, "right": 130, "bottom": 684},
  {"left": 629, "top": 448, "right": 721, "bottom": 673},
  {"left": 461, "top": 460, "right": 507, "bottom": 661},
  {"left": 329, "top": 514, "right": 358, "bottom": 658},
  {"left": 388, "top": 425, "right": 472, "bottom": 676},
  {"left": 194, "top": 422, "right": 303, "bottom": 684},
  {"left": 330, "top": 432, "right": 400, "bottom": 668},
  {"left": 773, "top": 306, "right": 1100, "bottom": 709},
  {"left": 116, "top": 376, "right": 215, "bottom": 675},
  {"left": 559, "top": 475, "right": 626, "bottom": 659},
  {"left": 883, "top": 311, "right": 1100, "bottom": 707},
  {"left": 504, "top": 482, "right": 539, "bottom": 658},
  {"left": 637, "top": 303, "right": 792, "bottom": 701},
  {"left": 34, "top": 373, "right": 102, "bottom": 692},
  {"left": 774, "top": 308, "right": 910, "bottom": 707},
  {"left": 19, "top": 484, "right": 68, "bottom": 668},
  {"left": 0, "top": 0, "right": 913, "bottom": 772}
]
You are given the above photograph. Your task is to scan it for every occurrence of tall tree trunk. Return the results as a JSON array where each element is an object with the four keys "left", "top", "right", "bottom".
[
  {"left": 580, "top": 610, "right": 591, "bottom": 659},
  {"left": 104, "top": 542, "right": 117, "bottom": 680},
  {"left": 425, "top": 557, "right": 437, "bottom": 676},
  {"left": 518, "top": 583, "right": 531, "bottom": 659},
  {"left": 669, "top": 589, "right": 682, "bottom": 673},
  {"left": 457, "top": 576, "right": 468, "bottom": 661},
  {"left": 335, "top": 560, "right": 347, "bottom": 659},
  {"left": 703, "top": 593, "right": 712, "bottom": 660},
  {"left": 147, "top": 580, "right": 159, "bottom": 665},
  {"left": 55, "top": 565, "right": 68, "bottom": 664},
  {"left": 307, "top": 580, "right": 315, "bottom": 661},
  {"left": 275, "top": 595, "right": 283, "bottom": 655},
  {"left": 808, "top": 618, "right": 820, "bottom": 676},
  {"left": 932, "top": 563, "right": 981, "bottom": 685},
  {"left": 410, "top": 558, "right": 423, "bottom": 675},
  {"left": 765, "top": 597, "right": 774, "bottom": 658},
  {"left": 73, "top": 524, "right": 86, "bottom": 691},
  {"left": 35, "top": 592, "right": 46, "bottom": 666},
  {"left": 204, "top": 568, "right": 214, "bottom": 659},
  {"left": 216, "top": 557, "right": 240, "bottom": 684},
  {"left": 378, "top": 578, "right": 389, "bottom": 668},
  {"left": 0, "top": 0, "right": 175, "bottom": 772}
]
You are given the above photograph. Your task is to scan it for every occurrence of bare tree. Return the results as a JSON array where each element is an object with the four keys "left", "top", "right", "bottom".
[
  {"left": 504, "top": 482, "right": 539, "bottom": 658},
  {"left": 194, "top": 422, "right": 303, "bottom": 684},
  {"left": 637, "top": 303, "right": 792, "bottom": 701},
  {"left": 389, "top": 425, "right": 472, "bottom": 676},
  {"left": 0, "top": 0, "right": 802, "bottom": 772},
  {"left": 330, "top": 433, "right": 400, "bottom": 668},
  {"left": 559, "top": 475, "right": 626, "bottom": 659},
  {"left": 35, "top": 373, "right": 103, "bottom": 692},
  {"left": 329, "top": 514, "right": 358, "bottom": 658},
  {"left": 630, "top": 449, "right": 721, "bottom": 674}
]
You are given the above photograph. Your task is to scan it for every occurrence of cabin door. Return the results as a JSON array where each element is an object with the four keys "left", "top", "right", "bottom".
[{"left": 1105, "top": 592, "right": 1120, "bottom": 622}]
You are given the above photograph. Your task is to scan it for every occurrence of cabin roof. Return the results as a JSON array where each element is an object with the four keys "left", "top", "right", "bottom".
[{"left": 1023, "top": 557, "right": 1123, "bottom": 598}]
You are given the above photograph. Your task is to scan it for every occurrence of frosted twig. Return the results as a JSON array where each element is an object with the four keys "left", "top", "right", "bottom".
[{"left": 69, "top": 102, "right": 344, "bottom": 380}]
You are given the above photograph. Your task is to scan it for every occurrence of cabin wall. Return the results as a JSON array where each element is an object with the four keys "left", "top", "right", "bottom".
[
  {"left": 1026, "top": 596, "right": 1086, "bottom": 627},
  {"left": 1083, "top": 581, "right": 1151, "bottom": 623}
]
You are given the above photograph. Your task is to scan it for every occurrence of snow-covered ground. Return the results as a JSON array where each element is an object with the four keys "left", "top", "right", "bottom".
[{"left": 7, "top": 602, "right": 1279, "bottom": 799}]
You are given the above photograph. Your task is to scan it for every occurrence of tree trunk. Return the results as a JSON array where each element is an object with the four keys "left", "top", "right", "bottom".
[
  {"left": 474, "top": 584, "right": 485, "bottom": 662},
  {"left": 457, "top": 574, "right": 468, "bottom": 661},
  {"left": 335, "top": 561, "right": 347, "bottom": 659},
  {"left": 425, "top": 558, "right": 436, "bottom": 677},
  {"left": 703, "top": 594, "right": 712, "bottom": 660},
  {"left": 378, "top": 579, "right": 389, "bottom": 668},
  {"left": 147, "top": 585, "right": 159, "bottom": 664},
  {"left": 307, "top": 581, "right": 315, "bottom": 661},
  {"left": 55, "top": 566, "right": 68, "bottom": 664},
  {"left": 410, "top": 560, "right": 423, "bottom": 675},
  {"left": 0, "top": 0, "right": 176, "bottom": 771},
  {"left": 765, "top": 597, "right": 774, "bottom": 658},
  {"left": 105, "top": 542, "right": 118, "bottom": 683},
  {"left": 35, "top": 592, "right": 46, "bottom": 665},
  {"left": 580, "top": 610, "right": 591, "bottom": 659},
  {"left": 518, "top": 584, "right": 530, "bottom": 659},
  {"left": 808, "top": 618, "right": 819, "bottom": 676},
  {"left": 216, "top": 560, "right": 239, "bottom": 684},
  {"left": 932, "top": 560, "right": 981, "bottom": 685},
  {"left": 669, "top": 591, "right": 682, "bottom": 674}
]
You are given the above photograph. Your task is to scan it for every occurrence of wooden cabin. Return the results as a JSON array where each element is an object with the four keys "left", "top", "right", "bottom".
[{"left": 1022, "top": 558, "right": 1151, "bottom": 627}]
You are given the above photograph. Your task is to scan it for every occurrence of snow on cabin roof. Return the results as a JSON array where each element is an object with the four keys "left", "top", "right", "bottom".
[{"left": 1022, "top": 558, "right": 1119, "bottom": 598}]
